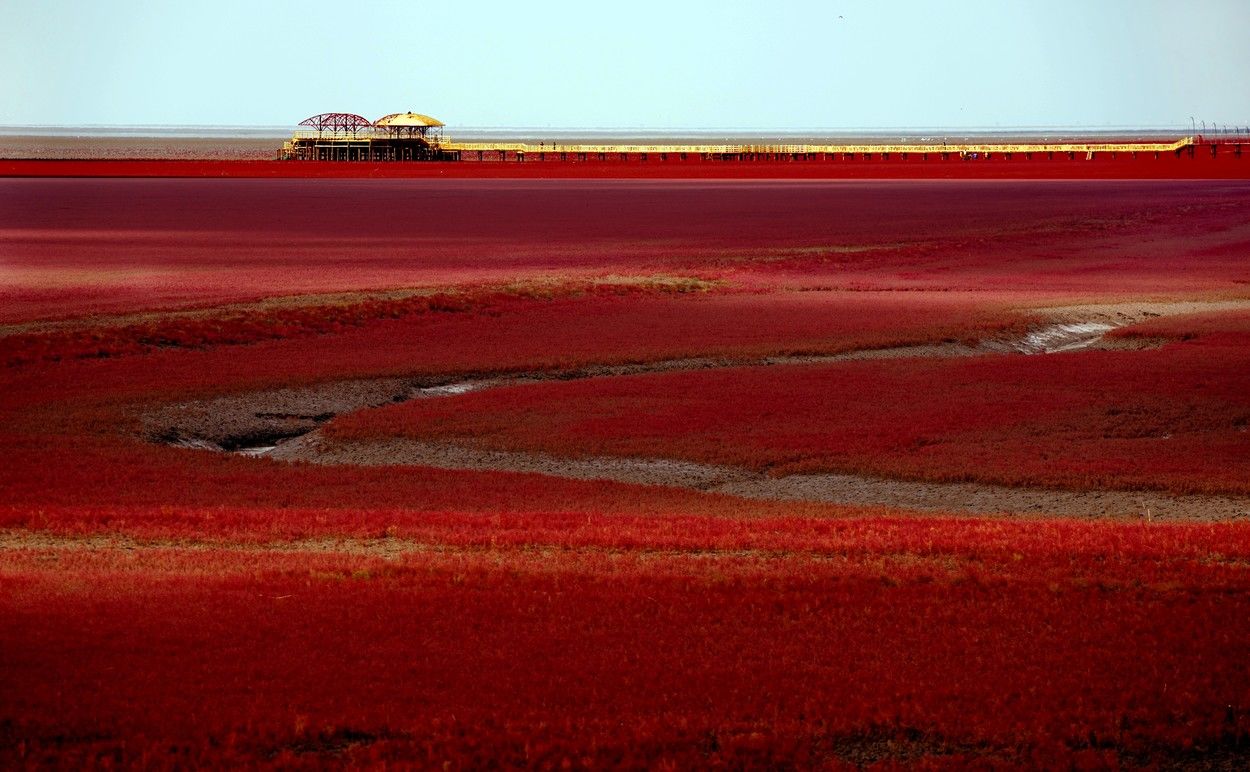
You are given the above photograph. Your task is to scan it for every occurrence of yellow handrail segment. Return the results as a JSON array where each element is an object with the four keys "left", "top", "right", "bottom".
[{"left": 283, "top": 134, "right": 1197, "bottom": 155}]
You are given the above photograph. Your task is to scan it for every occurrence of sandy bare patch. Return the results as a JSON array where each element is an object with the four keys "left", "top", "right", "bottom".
[
  {"left": 0, "top": 531, "right": 440, "bottom": 558},
  {"left": 1, "top": 274, "right": 714, "bottom": 336},
  {"left": 0, "top": 532, "right": 966, "bottom": 564},
  {"left": 1031, "top": 299, "right": 1250, "bottom": 328},
  {"left": 0, "top": 288, "right": 442, "bottom": 337}
]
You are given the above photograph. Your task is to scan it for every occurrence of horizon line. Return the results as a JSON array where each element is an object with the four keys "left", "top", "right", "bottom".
[{"left": 4, "top": 121, "right": 1244, "bottom": 130}]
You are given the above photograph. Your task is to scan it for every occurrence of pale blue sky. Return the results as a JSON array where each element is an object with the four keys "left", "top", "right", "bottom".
[{"left": 2, "top": 0, "right": 1248, "bottom": 129}]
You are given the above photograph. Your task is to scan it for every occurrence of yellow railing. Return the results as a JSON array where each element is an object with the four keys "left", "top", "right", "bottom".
[{"left": 440, "top": 137, "right": 1195, "bottom": 155}]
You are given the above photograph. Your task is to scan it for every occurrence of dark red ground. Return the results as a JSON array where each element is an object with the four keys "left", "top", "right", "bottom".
[
  {"left": 4, "top": 174, "right": 1250, "bottom": 767},
  {"left": 6, "top": 177, "right": 1250, "bottom": 320}
]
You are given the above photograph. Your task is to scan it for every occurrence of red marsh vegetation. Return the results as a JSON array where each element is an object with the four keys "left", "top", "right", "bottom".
[
  {"left": 3, "top": 176, "right": 1250, "bottom": 766},
  {"left": 5, "top": 519, "right": 1250, "bottom": 768}
]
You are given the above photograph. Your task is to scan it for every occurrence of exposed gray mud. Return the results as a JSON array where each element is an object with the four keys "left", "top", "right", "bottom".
[
  {"left": 144, "top": 377, "right": 422, "bottom": 452},
  {"left": 1010, "top": 321, "right": 1116, "bottom": 354},
  {"left": 995, "top": 299, "right": 1250, "bottom": 354},
  {"left": 270, "top": 436, "right": 750, "bottom": 490},
  {"left": 270, "top": 435, "right": 1250, "bottom": 522}
]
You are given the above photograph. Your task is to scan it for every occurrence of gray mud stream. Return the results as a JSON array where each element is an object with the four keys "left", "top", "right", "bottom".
[
  {"left": 141, "top": 302, "right": 1250, "bottom": 521},
  {"left": 268, "top": 435, "right": 1250, "bottom": 521}
]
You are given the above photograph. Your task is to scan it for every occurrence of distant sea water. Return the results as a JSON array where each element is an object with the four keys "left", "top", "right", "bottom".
[{"left": 0, "top": 123, "right": 1199, "bottom": 160}]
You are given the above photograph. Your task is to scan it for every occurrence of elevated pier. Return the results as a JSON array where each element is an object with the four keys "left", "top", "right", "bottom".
[
  {"left": 441, "top": 137, "right": 1199, "bottom": 162},
  {"left": 280, "top": 112, "right": 1242, "bottom": 165}
]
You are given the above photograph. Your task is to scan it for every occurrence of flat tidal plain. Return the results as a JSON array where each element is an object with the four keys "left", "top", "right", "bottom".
[{"left": 3, "top": 177, "right": 1250, "bottom": 767}]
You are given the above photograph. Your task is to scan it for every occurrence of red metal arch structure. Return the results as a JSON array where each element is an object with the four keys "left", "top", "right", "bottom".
[{"left": 298, "top": 113, "right": 373, "bottom": 137}]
